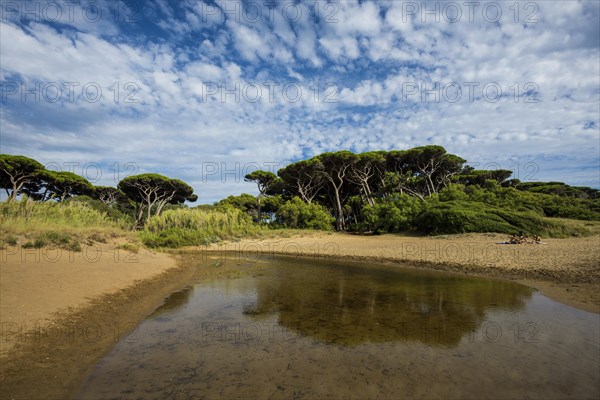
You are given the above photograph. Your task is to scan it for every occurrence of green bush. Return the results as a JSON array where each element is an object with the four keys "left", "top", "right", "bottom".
[
  {"left": 276, "top": 197, "right": 334, "bottom": 230},
  {"left": 415, "top": 201, "right": 587, "bottom": 237},
  {"left": 23, "top": 238, "right": 47, "bottom": 249},
  {"left": 438, "top": 184, "right": 600, "bottom": 221},
  {"left": 140, "top": 207, "right": 259, "bottom": 248},
  {"left": 356, "top": 195, "right": 424, "bottom": 233}
]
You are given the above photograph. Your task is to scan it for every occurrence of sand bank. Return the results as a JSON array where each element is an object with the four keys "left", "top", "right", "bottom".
[{"left": 0, "top": 241, "right": 194, "bottom": 399}]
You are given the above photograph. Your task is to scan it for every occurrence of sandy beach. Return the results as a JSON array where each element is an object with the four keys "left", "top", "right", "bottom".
[
  {"left": 0, "top": 240, "right": 194, "bottom": 399},
  {"left": 1, "top": 232, "right": 598, "bottom": 399}
]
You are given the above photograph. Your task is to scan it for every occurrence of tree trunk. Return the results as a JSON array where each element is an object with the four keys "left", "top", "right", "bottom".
[
  {"left": 333, "top": 190, "right": 344, "bottom": 231},
  {"left": 146, "top": 198, "right": 153, "bottom": 224},
  {"left": 257, "top": 196, "right": 262, "bottom": 224},
  {"left": 8, "top": 180, "right": 20, "bottom": 202}
]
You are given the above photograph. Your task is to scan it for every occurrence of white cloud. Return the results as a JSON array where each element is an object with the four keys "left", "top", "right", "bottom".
[{"left": 1, "top": 0, "right": 598, "bottom": 203}]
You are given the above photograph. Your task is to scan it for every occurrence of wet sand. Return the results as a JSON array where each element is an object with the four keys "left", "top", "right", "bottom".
[
  {"left": 0, "top": 232, "right": 598, "bottom": 399},
  {"left": 0, "top": 248, "right": 260, "bottom": 400},
  {"left": 0, "top": 241, "right": 187, "bottom": 399}
]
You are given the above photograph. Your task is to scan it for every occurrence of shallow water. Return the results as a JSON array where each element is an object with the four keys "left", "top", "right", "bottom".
[{"left": 78, "top": 256, "right": 600, "bottom": 399}]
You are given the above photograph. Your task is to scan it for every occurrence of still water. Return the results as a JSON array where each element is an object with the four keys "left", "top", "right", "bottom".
[{"left": 78, "top": 256, "right": 600, "bottom": 399}]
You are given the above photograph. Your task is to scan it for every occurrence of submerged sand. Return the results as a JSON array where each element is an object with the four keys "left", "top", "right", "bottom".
[{"left": 0, "top": 232, "right": 598, "bottom": 398}]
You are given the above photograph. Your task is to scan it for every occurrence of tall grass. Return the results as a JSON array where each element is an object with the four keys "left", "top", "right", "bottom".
[
  {"left": 139, "top": 208, "right": 260, "bottom": 248},
  {"left": 0, "top": 198, "right": 124, "bottom": 234}
]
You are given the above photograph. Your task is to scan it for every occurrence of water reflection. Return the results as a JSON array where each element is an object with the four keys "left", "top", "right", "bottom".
[
  {"left": 150, "top": 286, "right": 194, "bottom": 319},
  {"left": 78, "top": 257, "right": 599, "bottom": 400},
  {"left": 242, "top": 259, "right": 533, "bottom": 346}
]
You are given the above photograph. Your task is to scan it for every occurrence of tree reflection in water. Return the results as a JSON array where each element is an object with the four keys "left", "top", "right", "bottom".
[
  {"left": 150, "top": 286, "right": 194, "bottom": 319},
  {"left": 242, "top": 259, "right": 533, "bottom": 347}
]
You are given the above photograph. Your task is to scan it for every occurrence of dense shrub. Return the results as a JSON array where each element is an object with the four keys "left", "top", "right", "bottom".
[
  {"left": 415, "top": 201, "right": 587, "bottom": 237},
  {"left": 276, "top": 197, "right": 334, "bottom": 230},
  {"left": 438, "top": 184, "right": 600, "bottom": 221},
  {"left": 355, "top": 195, "right": 424, "bottom": 233},
  {"left": 516, "top": 182, "right": 599, "bottom": 198}
]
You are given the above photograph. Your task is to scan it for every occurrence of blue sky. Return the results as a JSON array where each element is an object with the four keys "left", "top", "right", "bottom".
[{"left": 1, "top": 0, "right": 599, "bottom": 203}]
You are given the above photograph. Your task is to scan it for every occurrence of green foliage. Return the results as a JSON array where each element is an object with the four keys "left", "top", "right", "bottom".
[
  {"left": 438, "top": 183, "right": 600, "bottom": 221},
  {"left": 277, "top": 158, "right": 325, "bottom": 203},
  {"left": 215, "top": 193, "right": 258, "bottom": 213},
  {"left": 22, "top": 238, "right": 47, "bottom": 249},
  {"left": 454, "top": 168, "right": 513, "bottom": 186},
  {"left": 244, "top": 170, "right": 279, "bottom": 223},
  {"left": 276, "top": 197, "right": 334, "bottom": 230},
  {"left": 0, "top": 154, "right": 46, "bottom": 201},
  {"left": 66, "top": 241, "right": 82, "bottom": 252},
  {"left": 516, "top": 181, "right": 599, "bottom": 198},
  {"left": 21, "top": 230, "right": 82, "bottom": 251},
  {"left": 118, "top": 173, "right": 193, "bottom": 202},
  {"left": 356, "top": 195, "right": 424, "bottom": 233},
  {"left": 67, "top": 195, "right": 134, "bottom": 225},
  {"left": 118, "top": 173, "right": 197, "bottom": 225},
  {"left": 140, "top": 207, "right": 259, "bottom": 248},
  {"left": 193, "top": 204, "right": 217, "bottom": 211},
  {"left": 439, "top": 184, "right": 469, "bottom": 202},
  {"left": 0, "top": 198, "right": 123, "bottom": 233},
  {"left": 243, "top": 170, "right": 278, "bottom": 192},
  {"left": 40, "top": 171, "right": 94, "bottom": 201},
  {"left": 262, "top": 195, "right": 283, "bottom": 213},
  {"left": 3, "top": 151, "right": 598, "bottom": 242},
  {"left": 415, "top": 201, "right": 588, "bottom": 237}
]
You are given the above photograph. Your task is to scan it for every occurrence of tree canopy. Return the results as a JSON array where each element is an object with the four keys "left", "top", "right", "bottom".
[
  {"left": 3, "top": 151, "right": 598, "bottom": 235},
  {"left": 270, "top": 146, "right": 467, "bottom": 230},
  {"left": 118, "top": 173, "right": 197, "bottom": 225},
  {"left": 0, "top": 154, "right": 46, "bottom": 202}
]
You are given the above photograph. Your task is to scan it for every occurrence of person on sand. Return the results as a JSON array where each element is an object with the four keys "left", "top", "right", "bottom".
[{"left": 509, "top": 234, "right": 520, "bottom": 244}]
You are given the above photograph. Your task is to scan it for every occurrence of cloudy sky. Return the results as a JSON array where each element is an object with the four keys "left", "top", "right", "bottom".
[{"left": 1, "top": 0, "right": 599, "bottom": 203}]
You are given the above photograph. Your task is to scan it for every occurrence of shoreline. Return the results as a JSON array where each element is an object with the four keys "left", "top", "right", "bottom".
[
  {"left": 201, "top": 232, "right": 600, "bottom": 313},
  {"left": 0, "top": 244, "right": 196, "bottom": 400},
  {"left": 1, "top": 232, "right": 598, "bottom": 398}
]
